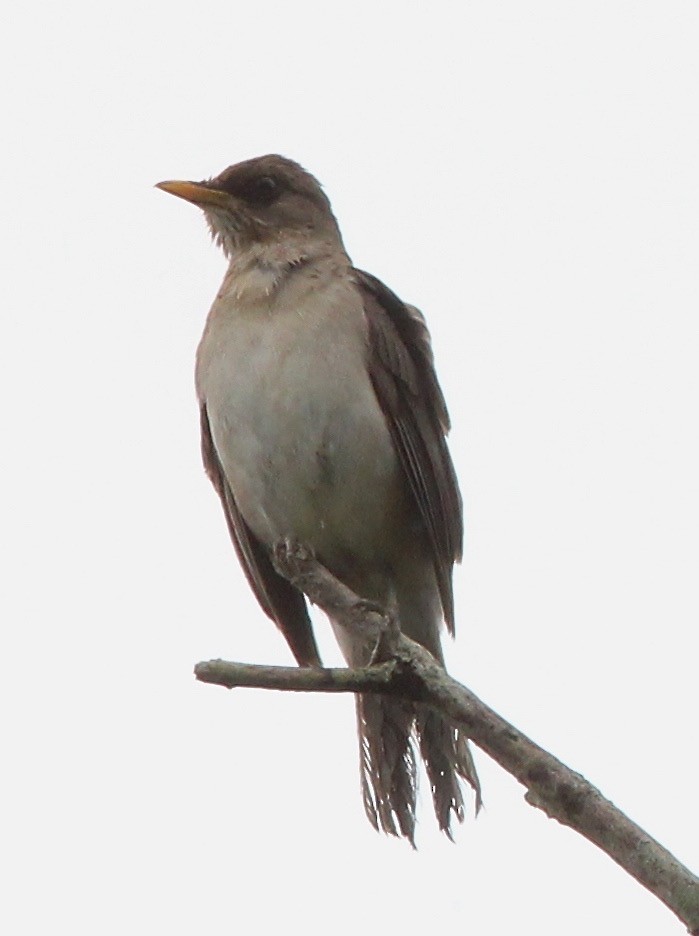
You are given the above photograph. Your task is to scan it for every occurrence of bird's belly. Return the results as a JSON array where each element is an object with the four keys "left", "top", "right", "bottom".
[{"left": 201, "top": 308, "right": 405, "bottom": 572}]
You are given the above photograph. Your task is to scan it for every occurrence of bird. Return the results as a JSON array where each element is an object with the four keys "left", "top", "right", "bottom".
[{"left": 156, "top": 154, "right": 480, "bottom": 843}]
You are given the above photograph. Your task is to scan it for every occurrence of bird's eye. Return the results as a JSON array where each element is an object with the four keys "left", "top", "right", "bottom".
[
  {"left": 258, "top": 176, "right": 276, "bottom": 192},
  {"left": 250, "top": 175, "right": 279, "bottom": 204}
]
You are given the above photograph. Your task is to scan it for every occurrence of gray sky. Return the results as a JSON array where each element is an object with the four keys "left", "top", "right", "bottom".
[{"left": 3, "top": 2, "right": 698, "bottom": 933}]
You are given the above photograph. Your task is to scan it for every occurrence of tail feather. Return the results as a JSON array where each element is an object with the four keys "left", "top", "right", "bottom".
[
  {"left": 417, "top": 709, "right": 482, "bottom": 839},
  {"left": 357, "top": 694, "right": 417, "bottom": 843},
  {"left": 329, "top": 584, "right": 480, "bottom": 841},
  {"left": 356, "top": 694, "right": 481, "bottom": 844}
]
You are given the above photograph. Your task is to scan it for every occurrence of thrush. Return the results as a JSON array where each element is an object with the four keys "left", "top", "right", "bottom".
[{"left": 157, "top": 155, "right": 480, "bottom": 842}]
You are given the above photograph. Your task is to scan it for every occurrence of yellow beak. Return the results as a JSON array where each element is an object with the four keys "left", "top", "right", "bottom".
[{"left": 155, "top": 180, "right": 230, "bottom": 208}]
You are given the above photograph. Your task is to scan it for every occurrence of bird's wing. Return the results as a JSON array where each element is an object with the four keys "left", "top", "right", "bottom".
[
  {"left": 199, "top": 404, "right": 321, "bottom": 667},
  {"left": 357, "top": 269, "right": 463, "bottom": 634}
]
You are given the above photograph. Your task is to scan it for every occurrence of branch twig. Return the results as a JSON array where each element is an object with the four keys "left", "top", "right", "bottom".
[{"left": 195, "top": 545, "right": 699, "bottom": 934}]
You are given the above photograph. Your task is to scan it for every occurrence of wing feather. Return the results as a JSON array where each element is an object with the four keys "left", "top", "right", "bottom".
[
  {"left": 200, "top": 405, "right": 321, "bottom": 666},
  {"left": 358, "top": 270, "right": 463, "bottom": 634}
]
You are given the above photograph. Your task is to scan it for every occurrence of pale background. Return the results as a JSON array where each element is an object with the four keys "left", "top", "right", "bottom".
[{"left": 3, "top": 2, "right": 697, "bottom": 933}]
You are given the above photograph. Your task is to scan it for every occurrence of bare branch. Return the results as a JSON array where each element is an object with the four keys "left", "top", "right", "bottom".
[
  {"left": 195, "top": 547, "right": 699, "bottom": 934},
  {"left": 195, "top": 657, "right": 397, "bottom": 694}
]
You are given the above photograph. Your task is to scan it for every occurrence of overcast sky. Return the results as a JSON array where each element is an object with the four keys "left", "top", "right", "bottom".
[{"left": 3, "top": 1, "right": 698, "bottom": 933}]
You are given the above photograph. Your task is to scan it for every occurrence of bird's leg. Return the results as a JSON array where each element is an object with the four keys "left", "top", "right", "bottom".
[
  {"left": 272, "top": 538, "right": 396, "bottom": 650},
  {"left": 369, "top": 593, "right": 401, "bottom": 663},
  {"left": 272, "top": 536, "right": 316, "bottom": 576}
]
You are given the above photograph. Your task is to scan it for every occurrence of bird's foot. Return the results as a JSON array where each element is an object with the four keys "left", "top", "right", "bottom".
[
  {"left": 369, "top": 602, "right": 401, "bottom": 663},
  {"left": 272, "top": 538, "right": 400, "bottom": 657},
  {"left": 272, "top": 537, "right": 315, "bottom": 579}
]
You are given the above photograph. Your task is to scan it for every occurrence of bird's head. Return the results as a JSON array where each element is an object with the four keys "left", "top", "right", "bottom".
[{"left": 156, "top": 154, "right": 343, "bottom": 261}]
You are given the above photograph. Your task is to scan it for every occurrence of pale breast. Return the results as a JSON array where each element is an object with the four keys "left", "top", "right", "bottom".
[{"left": 196, "top": 264, "right": 406, "bottom": 566}]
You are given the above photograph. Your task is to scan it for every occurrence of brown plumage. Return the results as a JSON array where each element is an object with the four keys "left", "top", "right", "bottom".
[{"left": 157, "top": 155, "right": 481, "bottom": 842}]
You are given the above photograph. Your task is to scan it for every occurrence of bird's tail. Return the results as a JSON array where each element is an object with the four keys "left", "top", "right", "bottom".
[{"left": 356, "top": 693, "right": 481, "bottom": 844}]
